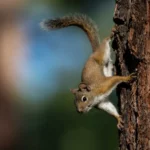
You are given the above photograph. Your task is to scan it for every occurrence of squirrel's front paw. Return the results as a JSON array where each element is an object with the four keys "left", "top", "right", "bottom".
[{"left": 117, "top": 115, "right": 124, "bottom": 130}]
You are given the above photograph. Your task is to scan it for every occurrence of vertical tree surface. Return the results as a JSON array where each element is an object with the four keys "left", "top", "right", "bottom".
[{"left": 113, "top": 0, "right": 150, "bottom": 149}]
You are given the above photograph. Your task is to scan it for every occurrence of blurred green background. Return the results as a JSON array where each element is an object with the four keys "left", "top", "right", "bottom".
[{"left": 0, "top": 0, "right": 118, "bottom": 150}]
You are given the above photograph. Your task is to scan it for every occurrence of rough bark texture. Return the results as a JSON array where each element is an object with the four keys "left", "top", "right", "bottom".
[{"left": 113, "top": 0, "right": 150, "bottom": 149}]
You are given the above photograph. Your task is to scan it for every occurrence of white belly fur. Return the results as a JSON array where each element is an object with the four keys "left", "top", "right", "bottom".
[
  {"left": 103, "top": 40, "right": 113, "bottom": 77},
  {"left": 103, "top": 62, "right": 113, "bottom": 77}
]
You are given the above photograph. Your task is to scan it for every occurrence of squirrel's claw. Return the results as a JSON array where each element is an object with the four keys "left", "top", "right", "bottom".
[
  {"left": 129, "top": 72, "right": 137, "bottom": 79},
  {"left": 117, "top": 115, "right": 124, "bottom": 130},
  {"left": 126, "top": 72, "right": 137, "bottom": 82}
]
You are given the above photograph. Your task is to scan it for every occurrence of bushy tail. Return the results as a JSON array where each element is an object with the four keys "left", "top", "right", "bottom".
[{"left": 41, "top": 13, "right": 100, "bottom": 52}]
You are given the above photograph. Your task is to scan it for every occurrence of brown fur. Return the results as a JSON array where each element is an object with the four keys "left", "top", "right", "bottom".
[{"left": 81, "top": 38, "right": 110, "bottom": 86}]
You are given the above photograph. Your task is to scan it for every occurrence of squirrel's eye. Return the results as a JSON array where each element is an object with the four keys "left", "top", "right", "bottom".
[{"left": 81, "top": 96, "right": 88, "bottom": 102}]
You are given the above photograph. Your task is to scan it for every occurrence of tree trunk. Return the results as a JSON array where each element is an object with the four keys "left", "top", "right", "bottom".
[{"left": 113, "top": 0, "right": 150, "bottom": 149}]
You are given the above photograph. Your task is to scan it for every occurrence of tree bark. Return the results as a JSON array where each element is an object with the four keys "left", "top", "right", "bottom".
[{"left": 113, "top": 0, "right": 150, "bottom": 149}]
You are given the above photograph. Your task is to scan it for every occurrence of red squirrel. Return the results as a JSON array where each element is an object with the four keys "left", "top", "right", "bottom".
[{"left": 41, "top": 13, "right": 136, "bottom": 129}]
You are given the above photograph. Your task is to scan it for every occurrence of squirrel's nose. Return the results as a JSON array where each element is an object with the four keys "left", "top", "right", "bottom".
[{"left": 77, "top": 108, "right": 84, "bottom": 113}]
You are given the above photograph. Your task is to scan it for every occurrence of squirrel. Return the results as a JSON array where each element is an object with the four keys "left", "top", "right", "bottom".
[{"left": 41, "top": 13, "right": 136, "bottom": 129}]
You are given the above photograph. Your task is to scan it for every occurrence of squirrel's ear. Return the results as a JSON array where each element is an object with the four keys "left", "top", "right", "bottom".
[
  {"left": 70, "top": 88, "right": 78, "bottom": 94},
  {"left": 79, "top": 83, "right": 91, "bottom": 91}
]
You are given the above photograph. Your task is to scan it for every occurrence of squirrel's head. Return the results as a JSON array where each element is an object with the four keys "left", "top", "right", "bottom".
[{"left": 70, "top": 83, "right": 94, "bottom": 113}]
